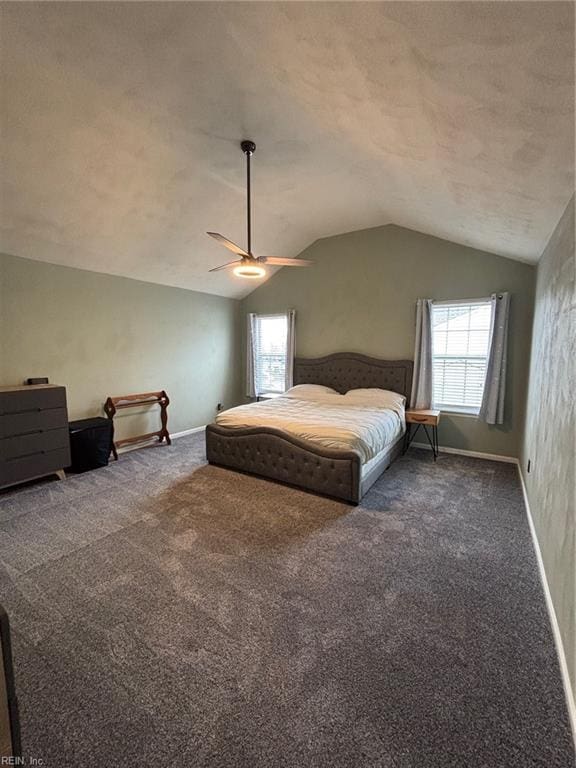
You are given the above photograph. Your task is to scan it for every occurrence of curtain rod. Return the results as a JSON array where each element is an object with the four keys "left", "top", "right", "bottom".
[
  {"left": 432, "top": 296, "right": 493, "bottom": 306},
  {"left": 251, "top": 311, "right": 293, "bottom": 318}
]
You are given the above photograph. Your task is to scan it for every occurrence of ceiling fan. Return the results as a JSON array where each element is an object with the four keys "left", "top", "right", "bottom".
[{"left": 208, "top": 140, "right": 313, "bottom": 278}]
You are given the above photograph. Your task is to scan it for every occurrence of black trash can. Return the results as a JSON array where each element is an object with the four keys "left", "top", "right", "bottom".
[{"left": 68, "top": 417, "right": 114, "bottom": 473}]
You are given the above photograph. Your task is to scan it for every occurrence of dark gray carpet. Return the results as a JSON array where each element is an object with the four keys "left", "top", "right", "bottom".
[{"left": 0, "top": 433, "right": 573, "bottom": 768}]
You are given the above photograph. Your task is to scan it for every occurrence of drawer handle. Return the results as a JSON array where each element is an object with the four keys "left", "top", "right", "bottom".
[
  {"left": 413, "top": 417, "right": 429, "bottom": 422},
  {"left": 2, "top": 408, "right": 44, "bottom": 416},
  {"left": 7, "top": 451, "right": 44, "bottom": 461},
  {"left": 1, "top": 429, "right": 44, "bottom": 439}
]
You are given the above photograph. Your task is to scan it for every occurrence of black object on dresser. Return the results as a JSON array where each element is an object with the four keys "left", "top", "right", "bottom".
[
  {"left": 68, "top": 417, "right": 113, "bottom": 472},
  {"left": 0, "top": 384, "right": 71, "bottom": 488}
]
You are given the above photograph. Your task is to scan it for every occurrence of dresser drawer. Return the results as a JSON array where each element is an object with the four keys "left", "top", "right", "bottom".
[
  {"left": 0, "top": 387, "right": 66, "bottom": 416},
  {"left": 1, "top": 428, "right": 70, "bottom": 461},
  {"left": 0, "top": 408, "right": 68, "bottom": 439},
  {"left": 0, "top": 447, "right": 71, "bottom": 488}
]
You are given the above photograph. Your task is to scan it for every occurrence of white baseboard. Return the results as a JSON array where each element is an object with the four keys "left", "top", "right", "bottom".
[
  {"left": 410, "top": 442, "right": 517, "bottom": 463},
  {"left": 171, "top": 425, "right": 206, "bottom": 440},
  {"left": 116, "top": 425, "right": 205, "bottom": 454},
  {"left": 517, "top": 466, "right": 576, "bottom": 748}
]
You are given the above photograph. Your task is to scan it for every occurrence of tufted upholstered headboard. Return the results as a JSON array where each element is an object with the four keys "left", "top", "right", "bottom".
[{"left": 294, "top": 353, "right": 414, "bottom": 404}]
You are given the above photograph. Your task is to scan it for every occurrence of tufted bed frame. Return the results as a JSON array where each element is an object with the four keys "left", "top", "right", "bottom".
[{"left": 206, "top": 353, "right": 413, "bottom": 504}]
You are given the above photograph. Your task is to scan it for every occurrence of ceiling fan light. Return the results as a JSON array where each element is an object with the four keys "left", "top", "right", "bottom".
[{"left": 233, "top": 263, "right": 266, "bottom": 279}]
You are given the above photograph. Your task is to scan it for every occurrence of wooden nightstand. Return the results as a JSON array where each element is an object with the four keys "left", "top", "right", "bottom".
[{"left": 404, "top": 409, "right": 441, "bottom": 460}]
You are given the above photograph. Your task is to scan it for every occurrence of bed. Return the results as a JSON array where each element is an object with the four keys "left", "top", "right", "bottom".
[{"left": 205, "top": 353, "right": 413, "bottom": 504}]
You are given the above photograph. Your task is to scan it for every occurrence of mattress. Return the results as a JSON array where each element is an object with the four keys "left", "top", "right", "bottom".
[{"left": 215, "top": 393, "right": 405, "bottom": 464}]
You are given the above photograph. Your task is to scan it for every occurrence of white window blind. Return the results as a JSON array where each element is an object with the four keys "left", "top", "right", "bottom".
[
  {"left": 253, "top": 314, "right": 289, "bottom": 394},
  {"left": 431, "top": 300, "right": 492, "bottom": 413}
]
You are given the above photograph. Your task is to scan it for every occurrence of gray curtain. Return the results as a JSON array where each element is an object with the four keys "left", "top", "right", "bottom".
[
  {"left": 410, "top": 299, "right": 433, "bottom": 409},
  {"left": 246, "top": 312, "right": 257, "bottom": 398},
  {"left": 479, "top": 292, "right": 510, "bottom": 424},
  {"left": 284, "top": 309, "right": 296, "bottom": 391}
]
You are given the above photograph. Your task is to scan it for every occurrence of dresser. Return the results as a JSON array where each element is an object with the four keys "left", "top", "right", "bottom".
[{"left": 0, "top": 385, "right": 71, "bottom": 488}]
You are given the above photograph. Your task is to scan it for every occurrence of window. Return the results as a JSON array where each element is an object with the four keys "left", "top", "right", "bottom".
[
  {"left": 253, "top": 313, "right": 289, "bottom": 395},
  {"left": 431, "top": 300, "right": 492, "bottom": 414}
]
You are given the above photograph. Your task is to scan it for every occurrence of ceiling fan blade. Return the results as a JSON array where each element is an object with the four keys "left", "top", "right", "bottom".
[
  {"left": 207, "top": 232, "right": 249, "bottom": 257},
  {"left": 209, "top": 259, "right": 243, "bottom": 273},
  {"left": 259, "top": 257, "right": 313, "bottom": 267}
]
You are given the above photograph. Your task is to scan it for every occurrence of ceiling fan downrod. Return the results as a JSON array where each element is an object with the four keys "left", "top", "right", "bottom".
[{"left": 241, "top": 140, "right": 256, "bottom": 256}]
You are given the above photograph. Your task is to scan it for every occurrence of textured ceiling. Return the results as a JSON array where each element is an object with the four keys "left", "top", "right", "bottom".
[{"left": 1, "top": 2, "right": 574, "bottom": 299}]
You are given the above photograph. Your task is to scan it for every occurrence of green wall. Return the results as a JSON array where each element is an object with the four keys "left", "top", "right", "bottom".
[
  {"left": 1, "top": 224, "right": 537, "bottom": 459},
  {"left": 0, "top": 253, "right": 241, "bottom": 441},
  {"left": 242, "top": 224, "right": 536, "bottom": 457},
  {"left": 521, "top": 197, "right": 575, "bottom": 697}
]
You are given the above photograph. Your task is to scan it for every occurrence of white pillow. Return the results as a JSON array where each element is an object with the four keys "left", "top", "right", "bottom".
[
  {"left": 283, "top": 384, "right": 339, "bottom": 399},
  {"left": 344, "top": 388, "right": 406, "bottom": 410}
]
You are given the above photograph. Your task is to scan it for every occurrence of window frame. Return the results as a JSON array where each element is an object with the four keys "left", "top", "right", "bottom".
[
  {"left": 431, "top": 297, "right": 493, "bottom": 416},
  {"left": 252, "top": 312, "right": 289, "bottom": 396}
]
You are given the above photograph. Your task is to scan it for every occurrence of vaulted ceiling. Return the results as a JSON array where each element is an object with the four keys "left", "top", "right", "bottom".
[{"left": 1, "top": 2, "right": 574, "bottom": 299}]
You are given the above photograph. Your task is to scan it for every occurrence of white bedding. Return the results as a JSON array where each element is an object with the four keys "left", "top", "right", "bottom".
[{"left": 215, "top": 392, "right": 405, "bottom": 464}]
